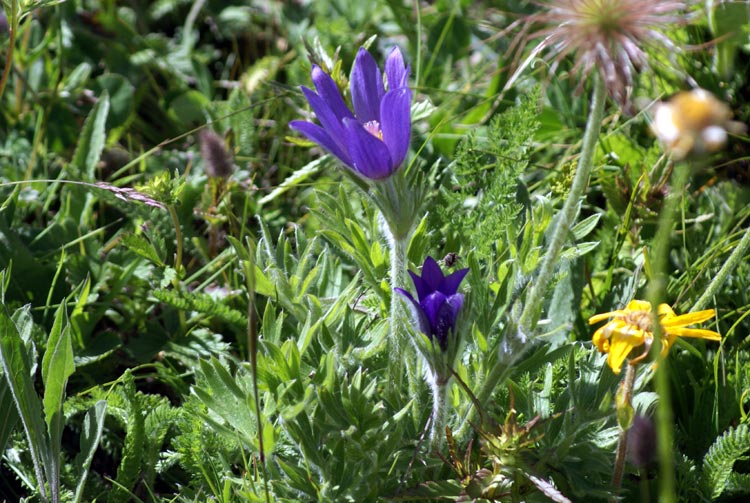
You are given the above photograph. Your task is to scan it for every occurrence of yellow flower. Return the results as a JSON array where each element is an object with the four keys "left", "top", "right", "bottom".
[
  {"left": 589, "top": 300, "right": 721, "bottom": 374},
  {"left": 650, "top": 89, "right": 747, "bottom": 160}
]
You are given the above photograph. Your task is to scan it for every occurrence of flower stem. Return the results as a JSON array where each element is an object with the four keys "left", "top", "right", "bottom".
[
  {"left": 611, "top": 363, "right": 636, "bottom": 502},
  {"left": 645, "top": 162, "right": 690, "bottom": 503},
  {"left": 388, "top": 228, "right": 409, "bottom": 388},
  {"left": 429, "top": 377, "right": 449, "bottom": 450},
  {"left": 518, "top": 73, "right": 606, "bottom": 335},
  {"left": 459, "top": 76, "right": 606, "bottom": 436}
]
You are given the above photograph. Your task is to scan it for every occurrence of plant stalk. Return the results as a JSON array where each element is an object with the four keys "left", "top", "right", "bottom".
[
  {"left": 611, "top": 362, "right": 637, "bottom": 502},
  {"left": 461, "top": 76, "right": 607, "bottom": 435},
  {"left": 388, "top": 229, "right": 409, "bottom": 388},
  {"left": 0, "top": 0, "right": 17, "bottom": 101},
  {"left": 518, "top": 74, "right": 606, "bottom": 335},
  {"left": 429, "top": 377, "right": 449, "bottom": 450},
  {"left": 692, "top": 219, "right": 750, "bottom": 311},
  {"left": 646, "top": 162, "right": 691, "bottom": 503}
]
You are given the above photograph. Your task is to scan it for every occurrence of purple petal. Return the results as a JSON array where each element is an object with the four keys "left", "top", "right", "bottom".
[
  {"left": 421, "top": 257, "right": 445, "bottom": 293},
  {"left": 289, "top": 120, "right": 351, "bottom": 166},
  {"left": 342, "top": 118, "right": 394, "bottom": 179},
  {"left": 441, "top": 268, "right": 469, "bottom": 296},
  {"left": 421, "top": 291, "right": 448, "bottom": 336},
  {"left": 394, "top": 288, "right": 431, "bottom": 336},
  {"left": 433, "top": 293, "right": 464, "bottom": 350},
  {"left": 300, "top": 86, "right": 349, "bottom": 154},
  {"left": 379, "top": 88, "right": 411, "bottom": 169},
  {"left": 385, "top": 47, "right": 408, "bottom": 90},
  {"left": 350, "top": 48, "right": 385, "bottom": 123},
  {"left": 409, "top": 270, "right": 429, "bottom": 302},
  {"left": 311, "top": 66, "right": 354, "bottom": 122}
]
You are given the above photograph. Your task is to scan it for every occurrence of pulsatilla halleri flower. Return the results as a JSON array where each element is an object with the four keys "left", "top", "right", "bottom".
[
  {"left": 589, "top": 299, "right": 721, "bottom": 374},
  {"left": 511, "top": 0, "right": 690, "bottom": 107},
  {"left": 290, "top": 47, "right": 411, "bottom": 180},
  {"left": 650, "top": 88, "right": 747, "bottom": 160},
  {"left": 395, "top": 256, "right": 469, "bottom": 351}
]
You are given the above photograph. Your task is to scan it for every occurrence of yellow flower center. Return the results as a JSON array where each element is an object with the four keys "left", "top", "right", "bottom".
[{"left": 623, "top": 309, "right": 653, "bottom": 333}]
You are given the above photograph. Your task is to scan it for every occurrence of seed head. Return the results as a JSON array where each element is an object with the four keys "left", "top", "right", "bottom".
[{"left": 510, "top": 0, "right": 691, "bottom": 108}]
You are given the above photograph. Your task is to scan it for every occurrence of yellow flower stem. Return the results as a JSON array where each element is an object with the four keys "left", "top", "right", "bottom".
[
  {"left": 645, "top": 161, "right": 691, "bottom": 503},
  {"left": 611, "top": 362, "right": 636, "bottom": 502}
]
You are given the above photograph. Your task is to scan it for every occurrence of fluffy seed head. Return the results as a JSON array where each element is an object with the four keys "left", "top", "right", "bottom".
[
  {"left": 511, "top": 0, "right": 691, "bottom": 108},
  {"left": 199, "top": 129, "right": 234, "bottom": 179}
]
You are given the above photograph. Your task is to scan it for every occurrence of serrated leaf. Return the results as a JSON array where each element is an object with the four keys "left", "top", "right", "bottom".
[
  {"left": 702, "top": 424, "right": 750, "bottom": 498},
  {"left": 120, "top": 233, "right": 165, "bottom": 266},
  {"left": 152, "top": 289, "right": 247, "bottom": 328}
]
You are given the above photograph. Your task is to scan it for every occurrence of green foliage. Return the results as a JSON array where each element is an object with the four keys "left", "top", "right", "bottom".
[
  {"left": 2, "top": 1, "right": 750, "bottom": 502},
  {"left": 442, "top": 87, "right": 541, "bottom": 259},
  {"left": 701, "top": 423, "right": 750, "bottom": 499}
]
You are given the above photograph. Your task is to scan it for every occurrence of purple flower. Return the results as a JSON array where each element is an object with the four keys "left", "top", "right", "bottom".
[
  {"left": 395, "top": 257, "right": 469, "bottom": 351},
  {"left": 290, "top": 47, "right": 412, "bottom": 180}
]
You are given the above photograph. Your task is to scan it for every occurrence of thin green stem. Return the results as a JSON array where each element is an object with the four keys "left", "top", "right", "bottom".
[
  {"left": 0, "top": 0, "right": 17, "bottom": 101},
  {"left": 518, "top": 74, "right": 606, "bottom": 335},
  {"left": 692, "top": 221, "right": 750, "bottom": 312},
  {"left": 167, "top": 204, "right": 187, "bottom": 333},
  {"left": 646, "top": 162, "right": 690, "bottom": 503},
  {"left": 611, "top": 363, "right": 637, "bottom": 502}
]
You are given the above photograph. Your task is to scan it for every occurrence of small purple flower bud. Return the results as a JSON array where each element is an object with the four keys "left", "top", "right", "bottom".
[{"left": 627, "top": 415, "right": 657, "bottom": 467}]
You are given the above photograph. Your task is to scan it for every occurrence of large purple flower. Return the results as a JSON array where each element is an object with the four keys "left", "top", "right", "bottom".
[
  {"left": 395, "top": 256, "right": 469, "bottom": 351},
  {"left": 290, "top": 47, "right": 412, "bottom": 180}
]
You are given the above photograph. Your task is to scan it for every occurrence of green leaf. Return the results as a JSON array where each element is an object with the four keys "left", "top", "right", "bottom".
[
  {"left": 120, "top": 233, "right": 166, "bottom": 266},
  {"left": 0, "top": 307, "right": 50, "bottom": 499},
  {"left": 0, "top": 365, "right": 19, "bottom": 454},
  {"left": 42, "top": 302, "right": 75, "bottom": 433},
  {"left": 702, "top": 423, "right": 750, "bottom": 499},
  {"left": 71, "top": 90, "right": 110, "bottom": 180},
  {"left": 192, "top": 358, "right": 257, "bottom": 446},
  {"left": 73, "top": 400, "right": 107, "bottom": 503},
  {"left": 571, "top": 213, "right": 602, "bottom": 240}
]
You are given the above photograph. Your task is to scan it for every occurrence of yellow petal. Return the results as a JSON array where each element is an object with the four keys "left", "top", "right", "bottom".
[
  {"left": 626, "top": 300, "right": 652, "bottom": 312},
  {"left": 589, "top": 310, "right": 623, "bottom": 324},
  {"left": 662, "top": 309, "right": 716, "bottom": 328},
  {"left": 607, "top": 332, "right": 646, "bottom": 374},
  {"left": 666, "top": 327, "right": 721, "bottom": 341}
]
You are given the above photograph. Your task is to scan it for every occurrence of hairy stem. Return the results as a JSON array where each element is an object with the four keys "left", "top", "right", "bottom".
[
  {"left": 167, "top": 204, "right": 187, "bottom": 333},
  {"left": 388, "top": 230, "right": 409, "bottom": 388},
  {"left": 429, "top": 377, "right": 449, "bottom": 451},
  {"left": 460, "top": 76, "right": 607, "bottom": 435},
  {"left": 518, "top": 74, "right": 606, "bottom": 335}
]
